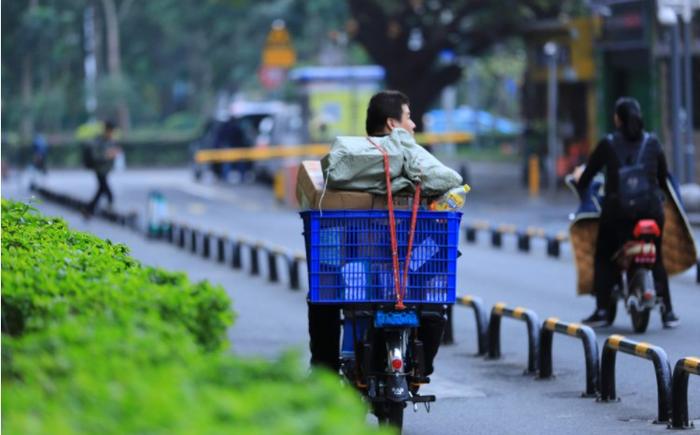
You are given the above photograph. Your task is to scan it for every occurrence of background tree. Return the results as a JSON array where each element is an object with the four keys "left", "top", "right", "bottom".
[{"left": 346, "top": 0, "right": 585, "bottom": 131}]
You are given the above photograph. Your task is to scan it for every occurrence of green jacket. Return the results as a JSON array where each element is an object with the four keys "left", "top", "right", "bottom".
[{"left": 321, "top": 128, "right": 463, "bottom": 196}]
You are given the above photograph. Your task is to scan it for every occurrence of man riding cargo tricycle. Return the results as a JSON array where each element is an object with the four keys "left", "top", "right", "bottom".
[{"left": 299, "top": 91, "right": 467, "bottom": 431}]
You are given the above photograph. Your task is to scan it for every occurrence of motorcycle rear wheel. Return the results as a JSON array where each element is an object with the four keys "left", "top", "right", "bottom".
[
  {"left": 630, "top": 304, "right": 651, "bottom": 333},
  {"left": 376, "top": 402, "right": 404, "bottom": 432}
]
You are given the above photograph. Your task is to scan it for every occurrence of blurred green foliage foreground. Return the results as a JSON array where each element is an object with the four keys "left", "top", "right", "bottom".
[{"left": 1, "top": 200, "right": 389, "bottom": 435}]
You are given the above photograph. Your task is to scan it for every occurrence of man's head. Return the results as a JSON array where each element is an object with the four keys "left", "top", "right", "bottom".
[
  {"left": 365, "top": 90, "right": 415, "bottom": 136},
  {"left": 103, "top": 120, "right": 116, "bottom": 138}
]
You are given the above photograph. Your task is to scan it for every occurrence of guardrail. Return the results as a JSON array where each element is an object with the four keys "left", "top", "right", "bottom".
[
  {"left": 538, "top": 317, "right": 599, "bottom": 397},
  {"left": 488, "top": 302, "right": 540, "bottom": 374},
  {"left": 453, "top": 295, "right": 489, "bottom": 355},
  {"left": 463, "top": 221, "right": 569, "bottom": 259},
  {"left": 600, "top": 334, "right": 672, "bottom": 424},
  {"left": 165, "top": 221, "right": 305, "bottom": 292},
  {"left": 670, "top": 356, "right": 700, "bottom": 429}
]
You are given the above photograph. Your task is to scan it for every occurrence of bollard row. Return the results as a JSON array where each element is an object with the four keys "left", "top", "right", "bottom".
[
  {"left": 450, "top": 301, "right": 694, "bottom": 426},
  {"left": 463, "top": 221, "right": 569, "bottom": 258},
  {"left": 32, "top": 185, "right": 139, "bottom": 230},
  {"left": 165, "top": 221, "right": 304, "bottom": 292}
]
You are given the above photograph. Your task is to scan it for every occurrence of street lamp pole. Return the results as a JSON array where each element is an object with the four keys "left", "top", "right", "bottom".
[
  {"left": 682, "top": 2, "right": 695, "bottom": 183},
  {"left": 544, "top": 42, "right": 559, "bottom": 192},
  {"left": 670, "top": 18, "right": 684, "bottom": 179}
]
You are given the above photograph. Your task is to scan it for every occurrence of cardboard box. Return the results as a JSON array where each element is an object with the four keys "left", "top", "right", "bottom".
[
  {"left": 296, "top": 160, "right": 433, "bottom": 210},
  {"left": 296, "top": 160, "right": 373, "bottom": 209}
]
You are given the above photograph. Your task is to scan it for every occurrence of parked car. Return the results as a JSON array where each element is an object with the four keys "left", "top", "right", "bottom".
[{"left": 191, "top": 101, "right": 304, "bottom": 183}]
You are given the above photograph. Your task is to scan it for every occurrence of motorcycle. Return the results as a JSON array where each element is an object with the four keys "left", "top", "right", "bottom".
[
  {"left": 566, "top": 174, "right": 661, "bottom": 332},
  {"left": 607, "top": 219, "right": 661, "bottom": 332},
  {"left": 339, "top": 306, "right": 440, "bottom": 430}
]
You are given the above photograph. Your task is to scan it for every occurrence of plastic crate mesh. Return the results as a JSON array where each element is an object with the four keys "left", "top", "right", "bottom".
[{"left": 301, "top": 210, "right": 461, "bottom": 304}]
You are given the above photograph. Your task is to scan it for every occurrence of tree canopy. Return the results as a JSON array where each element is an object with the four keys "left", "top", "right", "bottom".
[
  {"left": 1, "top": 0, "right": 584, "bottom": 140},
  {"left": 347, "top": 0, "right": 586, "bottom": 130}
]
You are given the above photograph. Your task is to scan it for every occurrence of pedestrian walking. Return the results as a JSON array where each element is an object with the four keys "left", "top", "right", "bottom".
[{"left": 84, "top": 120, "right": 120, "bottom": 216}]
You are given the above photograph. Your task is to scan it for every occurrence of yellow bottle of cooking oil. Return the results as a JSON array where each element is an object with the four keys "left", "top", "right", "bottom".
[{"left": 429, "top": 184, "right": 471, "bottom": 211}]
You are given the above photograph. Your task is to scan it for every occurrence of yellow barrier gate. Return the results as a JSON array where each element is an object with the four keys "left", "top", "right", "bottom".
[{"left": 194, "top": 132, "right": 473, "bottom": 164}]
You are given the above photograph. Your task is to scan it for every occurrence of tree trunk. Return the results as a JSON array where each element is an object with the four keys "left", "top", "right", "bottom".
[
  {"left": 20, "top": 0, "right": 39, "bottom": 143},
  {"left": 100, "top": 0, "right": 130, "bottom": 131},
  {"left": 20, "top": 54, "right": 34, "bottom": 143}
]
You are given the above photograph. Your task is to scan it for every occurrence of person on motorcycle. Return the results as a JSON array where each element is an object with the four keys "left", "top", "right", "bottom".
[
  {"left": 574, "top": 97, "right": 679, "bottom": 328},
  {"left": 308, "top": 90, "right": 447, "bottom": 374}
]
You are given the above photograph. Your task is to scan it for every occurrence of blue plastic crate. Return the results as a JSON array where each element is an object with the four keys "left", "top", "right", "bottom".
[{"left": 301, "top": 210, "right": 462, "bottom": 304}]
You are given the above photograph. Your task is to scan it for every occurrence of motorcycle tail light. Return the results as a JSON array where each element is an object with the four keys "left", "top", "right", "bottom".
[{"left": 391, "top": 358, "right": 403, "bottom": 371}]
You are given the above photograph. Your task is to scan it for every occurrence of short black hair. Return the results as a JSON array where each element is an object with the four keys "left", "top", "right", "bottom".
[
  {"left": 365, "top": 90, "right": 409, "bottom": 135},
  {"left": 104, "top": 120, "right": 116, "bottom": 131}
]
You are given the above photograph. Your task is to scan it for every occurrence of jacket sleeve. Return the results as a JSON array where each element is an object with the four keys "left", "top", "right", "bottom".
[
  {"left": 576, "top": 138, "right": 608, "bottom": 195},
  {"left": 655, "top": 138, "right": 669, "bottom": 188}
]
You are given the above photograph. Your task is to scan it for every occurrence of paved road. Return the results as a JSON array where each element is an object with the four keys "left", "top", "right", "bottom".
[{"left": 5, "top": 167, "right": 699, "bottom": 434}]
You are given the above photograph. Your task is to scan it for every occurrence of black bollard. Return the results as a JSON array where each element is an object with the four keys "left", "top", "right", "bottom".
[
  {"left": 178, "top": 226, "right": 187, "bottom": 248},
  {"left": 267, "top": 250, "right": 279, "bottom": 283},
  {"left": 202, "top": 233, "right": 210, "bottom": 259},
  {"left": 465, "top": 227, "right": 477, "bottom": 243},
  {"left": 231, "top": 241, "right": 242, "bottom": 270},
  {"left": 547, "top": 237, "right": 560, "bottom": 258},
  {"left": 166, "top": 223, "right": 174, "bottom": 243},
  {"left": 217, "top": 237, "right": 226, "bottom": 263},
  {"left": 190, "top": 229, "right": 198, "bottom": 254},
  {"left": 288, "top": 256, "right": 301, "bottom": 291},
  {"left": 491, "top": 230, "right": 502, "bottom": 248},
  {"left": 517, "top": 233, "right": 530, "bottom": 252},
  {"left": 250, "top": 244, "right": 260, "bottom": 276}
]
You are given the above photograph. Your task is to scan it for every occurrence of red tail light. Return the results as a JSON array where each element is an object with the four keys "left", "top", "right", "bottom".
[
  {"left": 633, "top": 220, "right": 660, "bottom": 238},
  {"left": 391, "top": 358, "right": 403, "bottom": 370}
]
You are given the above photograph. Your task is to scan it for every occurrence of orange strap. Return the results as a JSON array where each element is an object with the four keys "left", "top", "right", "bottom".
[{"left": 366, "top": 137, "right": 421, "bottom": 310}]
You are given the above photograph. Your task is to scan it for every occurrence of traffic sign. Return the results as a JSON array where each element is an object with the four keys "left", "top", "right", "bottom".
[
  {"left": 258, "top": 66, "right": 286, "bottom": 90},
  {"left": 262, "top": 20, "right": 296, "bottom": 69}
]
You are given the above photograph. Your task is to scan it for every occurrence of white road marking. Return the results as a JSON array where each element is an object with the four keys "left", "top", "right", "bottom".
[{"left": 418, "top": 374, "right": 487, "bottom": 399}]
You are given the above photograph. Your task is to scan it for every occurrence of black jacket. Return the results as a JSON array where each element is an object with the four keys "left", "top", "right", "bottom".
[{"left": 576, "top": 131, "right": 669, "bottom": 220}]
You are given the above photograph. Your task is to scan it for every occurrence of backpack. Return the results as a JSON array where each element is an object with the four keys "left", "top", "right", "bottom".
[
  {"left": 610, "top": 133, "right": 659, "bottom": 219},
  {"left": 81, "top": 143, "right": 95, "bottom": 169}
]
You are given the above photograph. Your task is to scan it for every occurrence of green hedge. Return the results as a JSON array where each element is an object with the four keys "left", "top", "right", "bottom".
[
  {"left": 1, "top": 200, "right": 389, "bottom": 435},
  {"left": 1, "top": 200, "right": 232, "bottom": 351}
]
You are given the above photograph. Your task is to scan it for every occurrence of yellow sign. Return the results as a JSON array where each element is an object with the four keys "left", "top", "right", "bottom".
[{"left": 262, "top": 22, "right": 296, "bottom": 68}]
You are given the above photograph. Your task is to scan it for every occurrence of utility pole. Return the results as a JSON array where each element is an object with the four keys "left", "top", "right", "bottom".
[{"left": 544, "top": 41, "right": 559, "bottom": 192}]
